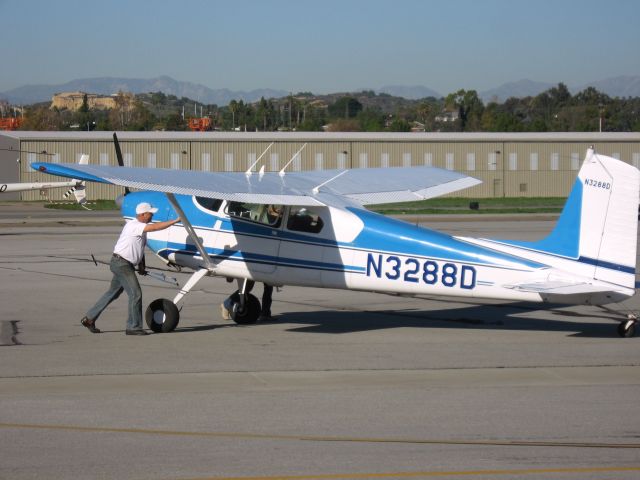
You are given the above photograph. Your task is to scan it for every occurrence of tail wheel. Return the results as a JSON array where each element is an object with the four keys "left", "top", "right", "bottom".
[
  {"left": 231, "top": 293, "right": 261, "bottom": 325},
  {"left": 145, "top": 298, "right": 180, "bottom": 333}
]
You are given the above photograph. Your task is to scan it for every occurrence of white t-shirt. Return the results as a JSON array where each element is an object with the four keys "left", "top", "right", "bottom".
[{"left": 113, "top": 219, "right": 147, "bottom": 265}]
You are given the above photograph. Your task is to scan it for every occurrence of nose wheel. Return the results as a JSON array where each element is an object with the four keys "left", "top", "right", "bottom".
[{"left": 617, "top": 314, "right": 637, "bottom": 338}]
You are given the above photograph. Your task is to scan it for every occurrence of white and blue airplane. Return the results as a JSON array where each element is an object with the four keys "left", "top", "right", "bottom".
[{"left": 32, "top": 144, "right": 639, "bottom": 337}]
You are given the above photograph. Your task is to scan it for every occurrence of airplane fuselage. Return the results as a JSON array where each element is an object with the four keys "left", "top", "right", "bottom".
[{"left": 125, "top": 191, "right": 626, "bottom": 306}]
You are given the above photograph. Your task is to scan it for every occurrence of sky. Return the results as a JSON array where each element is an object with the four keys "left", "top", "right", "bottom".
[{"left": 1, "top": 0, "right": 639, "bottom": 95}]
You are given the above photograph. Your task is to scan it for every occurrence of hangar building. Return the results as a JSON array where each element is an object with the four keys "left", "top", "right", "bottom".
[{"left": 1, "top": 131, "right": 639, "bottom": 201}]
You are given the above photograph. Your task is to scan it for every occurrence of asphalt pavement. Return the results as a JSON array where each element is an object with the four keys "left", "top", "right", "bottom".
[{"left": 0, "top": 204, "right": 638, "bottom": 480}]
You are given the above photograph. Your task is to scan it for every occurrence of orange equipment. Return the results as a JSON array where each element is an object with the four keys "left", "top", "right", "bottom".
[
  {"left": 0, "top": 117, "right": 22, "bottom": 130},
  {"left": 187, "top": 117, "right": 212, "bottom": 132}
]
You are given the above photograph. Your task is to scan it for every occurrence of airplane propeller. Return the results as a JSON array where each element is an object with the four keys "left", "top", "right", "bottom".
[{"left": 113, "top": 132, "right": 131, "bottom": 207}]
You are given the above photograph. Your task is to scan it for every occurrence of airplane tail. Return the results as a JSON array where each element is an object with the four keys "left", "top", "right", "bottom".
[
  {"left": 63, "top": 154, "right": 89, "bottom": 207},
  {"left": 509, "top": 148, "right": 639, "bottom": 289}
]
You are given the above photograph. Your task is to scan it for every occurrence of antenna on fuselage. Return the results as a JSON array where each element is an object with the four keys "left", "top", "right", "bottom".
[
  {"left": 245, "top": 142, "right": 274, "bottom": 176},
  {"left": 279, "top": 143, "right": 307, "bottom": 177}
]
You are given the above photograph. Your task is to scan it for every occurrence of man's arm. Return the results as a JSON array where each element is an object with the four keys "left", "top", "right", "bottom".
[{"left": 143, "top": 218, "right": 180, "bottom": 233}]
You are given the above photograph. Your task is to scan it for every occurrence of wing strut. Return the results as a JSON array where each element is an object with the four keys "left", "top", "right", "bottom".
[{"left": 165, "top": 193, "right": 214, "bottom": 270}]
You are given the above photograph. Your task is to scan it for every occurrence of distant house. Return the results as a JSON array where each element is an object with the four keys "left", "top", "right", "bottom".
[
  {"left": 410, "top": 121, "right": 425, "bottom": 132},
  {"left": 435, "top": 110, "right": 460, "bottom": 123}
]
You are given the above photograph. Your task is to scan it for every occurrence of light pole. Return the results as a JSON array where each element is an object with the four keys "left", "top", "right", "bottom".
[{"left": 599, "top": 103, "right": 604, "bottom": 132}]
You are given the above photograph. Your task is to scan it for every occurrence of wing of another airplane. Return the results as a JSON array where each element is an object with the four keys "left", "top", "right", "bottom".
[{"left": 31, "top": 162, "right": 481, "bottom": 207}]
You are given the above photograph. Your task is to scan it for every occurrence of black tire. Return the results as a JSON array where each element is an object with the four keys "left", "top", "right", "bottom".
[
  {"left": 617, "top": 321, "right": 636, "bottom": 338},
  {"left": 231, "top": 293, "right": 261, "bottom": 325},
  {"left": 145, "top": 298, "right": 180, "bottom": 333}
]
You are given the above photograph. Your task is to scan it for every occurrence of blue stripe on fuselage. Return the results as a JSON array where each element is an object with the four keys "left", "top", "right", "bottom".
[
  {"left": 131, "top": 191, "right": 546, "bottom": 273},
  {"left": 348, "top": 208, "right": 545, "bottom": 271}
]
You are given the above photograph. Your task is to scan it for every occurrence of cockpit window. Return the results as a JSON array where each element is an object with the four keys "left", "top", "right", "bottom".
[
  {"left": 195, "top": 197, "right": 223, "bottom": 212},
  {"left": 226, "top": 202, "right": 284, "bottom": 227},
  {"left": 287, "top": 207, "right": 324, "bottom": 233}
]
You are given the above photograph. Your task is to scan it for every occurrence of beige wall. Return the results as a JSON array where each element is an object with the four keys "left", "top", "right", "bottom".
[{"left": 13, "top": 133, "right": 640, "bottom": 201}]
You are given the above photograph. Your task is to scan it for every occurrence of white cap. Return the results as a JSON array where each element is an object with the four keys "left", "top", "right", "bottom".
[{"left": 136, "top": 202, "right": 158, "bottom": 215}]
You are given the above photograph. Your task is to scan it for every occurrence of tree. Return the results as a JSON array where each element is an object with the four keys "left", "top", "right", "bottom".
[
  {"left": 328, "top": 96, "right": 363, "bottom": 119},
  {"left": 357, "top": 107, "right": 385, "bottom": 131},
  {"left": 445, "top": 89, "right": 484, "bottom": 131}
]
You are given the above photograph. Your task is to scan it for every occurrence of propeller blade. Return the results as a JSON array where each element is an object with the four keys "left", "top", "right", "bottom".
[
  {"left": 113, "top": 132, "right": 131, "bottom": 195},
  {"left": 113, "top": 132, "right": 125, "bottom": 167}
]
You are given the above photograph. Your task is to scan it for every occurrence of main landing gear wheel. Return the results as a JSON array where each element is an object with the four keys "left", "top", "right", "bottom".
[
  {"left": 145, "top": 298, "right": 180, "bottom": 333},
  {"left": 230, "top": 293, "right": 261, "bottom": 325},
  {"left": 617, "top": 317, "right": 637, "bottom": 338}
]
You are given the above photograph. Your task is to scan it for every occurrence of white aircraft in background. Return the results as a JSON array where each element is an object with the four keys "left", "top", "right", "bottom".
[
  {"left": 32, "top": 141, "right": 640, "bottom": 337},
  {"left": 2, "top": 154, "right": 89, "bottom": 206}
]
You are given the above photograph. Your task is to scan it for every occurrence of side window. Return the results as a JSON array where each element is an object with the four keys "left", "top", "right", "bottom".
[
  {"left": 195, "top": 197, "right": 222, "bottom": 212},
  {"left": 287, "top": 207, "right": 324, "bottom": 233},
  {"left": 226, "top": 202, "right": 283, "bottom": 227}
]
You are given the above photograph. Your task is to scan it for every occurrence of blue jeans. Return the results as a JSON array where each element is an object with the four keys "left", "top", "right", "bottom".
[{"left": 86, "top": 256, "right": 143, "bottom": 330}]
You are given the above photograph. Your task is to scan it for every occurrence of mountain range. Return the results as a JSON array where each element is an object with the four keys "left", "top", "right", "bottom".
[{"left": 1, "top": 75, "right": 639, "bottom": 106}]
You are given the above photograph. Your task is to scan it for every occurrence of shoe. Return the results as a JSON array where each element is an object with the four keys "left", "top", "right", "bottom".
[
  {"left": 81, "top": 317, "right": 100, "bottom": 333},
  {"left": 220, "top": 303, "right": 231, "bottom": 320},
  {"left": 258, "top": 314, "right": 273, "bottom": 322},
  {"left": 125, "top": 329, "right": 148, "bottom": 336}
]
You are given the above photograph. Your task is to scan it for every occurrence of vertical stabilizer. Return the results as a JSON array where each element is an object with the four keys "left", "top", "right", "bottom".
[
  {"left": 499, "top": 149, "right": 639, "bottom": 288},
  {"left": 581, "top": 149, "right": 639, "bottom": 287}
]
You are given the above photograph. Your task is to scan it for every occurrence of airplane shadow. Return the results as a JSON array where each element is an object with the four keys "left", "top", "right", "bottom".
[{"left": 275, "top": 302, "right": 626, "bottom": 338}]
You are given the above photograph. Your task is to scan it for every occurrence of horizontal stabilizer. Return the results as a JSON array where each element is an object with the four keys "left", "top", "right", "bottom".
[{"left": 505, "top": 281, "right": 621, "bottom": 295}]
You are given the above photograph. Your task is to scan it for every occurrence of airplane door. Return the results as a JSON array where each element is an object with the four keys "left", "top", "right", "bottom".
[{"left": 224, "top": 203, "right": 283, "bottom": 275}]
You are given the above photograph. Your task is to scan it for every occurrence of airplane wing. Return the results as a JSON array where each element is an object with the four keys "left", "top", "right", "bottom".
[{"left": 31, "top": 162, "right": 481, "bottom": 208}]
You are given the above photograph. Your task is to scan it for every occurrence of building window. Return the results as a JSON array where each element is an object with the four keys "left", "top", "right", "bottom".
[
  {"left": 270, "top": 153, "right": 279, "bottom": 171},
  {"left": 246, "top": 153, "right": 256, "bottom": 172},
  {"left": 446, "top": 153, "right": 454, "bottom": 171},
  {"left": 488, "top": 153, "right": 497, "bottom": 171},
  {"left": 337, "top": 152, "right": 347, "bottom": 169},
  {"left": 359, "top": 152, "right": 368, "bottom": 169},
  {"left": 147, "top": 153, "right": 156, "bottom": 169},
  {"left": 424, "top": 153, "right": 433, "bottom": 167},
  {"left": 530, "top": 153, "right": 538, "bottom": 171},
  {"left": 633, "top": 153, "right": 640, "bottom": 169},
  {"left": 201, "top": 153, "right": 211, "bottom": 171},
  {"left": 613, "top": 152, "right": 620, "bottom": 160},
  {"left": 570, "top": 152, "right": 579, "bottom": 170},
  {"left": 28, "top": 153, "right": 37, "bottom": 165},
  {"left": 293, "top": 152, "right": 301, "bottom": 171},
  {"left": 124, "top": 153, "right": 133, "bottom": 167},
  {"left": 99, "top": 153, "right": 109, "bottom": 166},
  {"left": 466, "top": 153, "right": 475, "bottom": 171},
  {"left": 403, "top": 153, "right": 411, "bottom": 167},
  {"left": 520, "top": 183, "right": 527, "bottom": 193},
  {"left": 224, "top": 153, "right": 234, "bottom": 172},
  {"left": 171, "top": 153, "right": 180, "bottom": 170},
  {"left": 550, "top": 153, "right": 559, "bottom": 171},
  {"left": 381, "top": 153, "right": 389, "bottom": 168},
  {"left": 508, "top": 153, "right": 517, "bottom": 171},
  {"left": 315, "top": 153, "right": 323, "bottom": 171}
]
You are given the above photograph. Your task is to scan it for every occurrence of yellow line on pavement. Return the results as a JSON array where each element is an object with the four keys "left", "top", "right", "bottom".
[
  {"left": 1, "top": 422, "right": 639, "bottom": 449},
  {"left": 177, "top": 466, "right": 640, "bottom": 480}
]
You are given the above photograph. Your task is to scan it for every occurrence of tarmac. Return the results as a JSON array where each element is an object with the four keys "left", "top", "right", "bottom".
[{"left": 0, "top": 203, "right": 639, "bottom": 480}]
